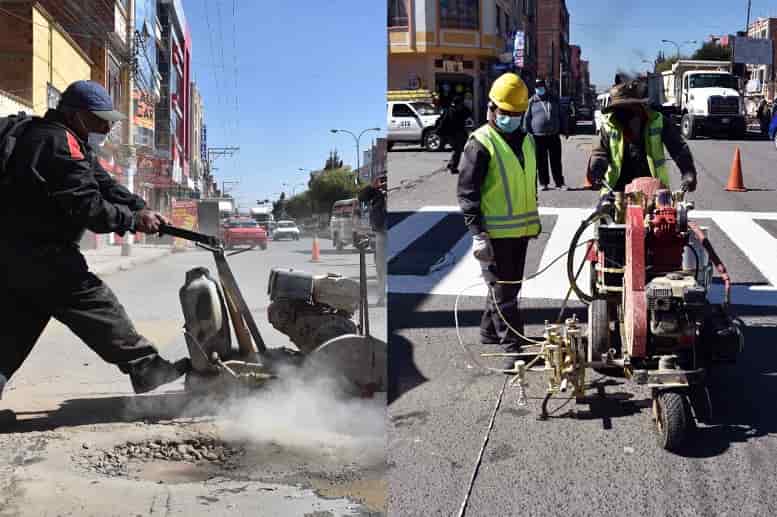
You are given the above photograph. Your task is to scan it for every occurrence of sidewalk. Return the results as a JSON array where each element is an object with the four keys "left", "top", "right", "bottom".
[{"left": 83, "top": 244, "right": 173, "bottom": 277}]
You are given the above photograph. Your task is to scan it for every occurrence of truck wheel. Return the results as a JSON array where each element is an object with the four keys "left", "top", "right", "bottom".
[
  {"left": 423, "top": 130, "right": 442, "bottom": 151},
  {"left": 681, "top": 114, "right": 696, "bottom": 140},
  {"left": 387, "top": 141, "right": 394, "bottom": 151},
  {"left": 654, "top": 390, "right": 693, "bottom": 452},
  {"left": 260, "top": 242, "right": 267, "bottom": 250}
]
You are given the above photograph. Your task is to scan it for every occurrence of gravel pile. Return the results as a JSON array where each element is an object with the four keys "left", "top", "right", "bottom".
[{"left": 75, "top": 438, "right": 244, "bottom": 477}]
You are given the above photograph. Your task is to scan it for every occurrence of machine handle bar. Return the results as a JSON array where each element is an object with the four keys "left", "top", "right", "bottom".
[{"left": 158, "top": 224, "right": 221, "bottom": 247}]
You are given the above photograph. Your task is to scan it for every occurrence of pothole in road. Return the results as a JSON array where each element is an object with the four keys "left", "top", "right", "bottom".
[{"left": 75, "top": 437, "right": 244, "bottom": 483}]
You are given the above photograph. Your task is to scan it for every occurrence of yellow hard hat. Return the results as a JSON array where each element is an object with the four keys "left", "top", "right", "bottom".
[{"left": 489, "top": 73, "right": 529, "bottom": 113}]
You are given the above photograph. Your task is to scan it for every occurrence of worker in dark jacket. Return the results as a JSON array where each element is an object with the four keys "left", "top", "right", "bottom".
[
  {"left": 457, "top": 73, "right": 541, "bottom": 372},
  {"left": 437, "top": 95, "right": 472, "bottom": 174},
  {"left": 0, "top": 81, "right": 190, "bottom": 414},
  {"left": 587, "top": 79, "right": 697, "bottom": 198},
  {"left": 523, "top": 79, "right": 569, "bottom": 190}
]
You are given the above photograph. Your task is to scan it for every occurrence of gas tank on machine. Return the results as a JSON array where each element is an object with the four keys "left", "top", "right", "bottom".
[{"left": 179, "top": 267, "right": 232, "bottom": 373}]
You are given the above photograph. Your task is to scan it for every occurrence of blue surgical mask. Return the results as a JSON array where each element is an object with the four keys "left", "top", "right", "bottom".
[
  {"left": 495, "top": 113, "right": 522, "bottom": 133},
  {"left": 536, "top": 87, "right": 546, "bottom": 96}
]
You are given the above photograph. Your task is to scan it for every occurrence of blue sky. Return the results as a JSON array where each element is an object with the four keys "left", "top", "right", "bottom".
[
  {"left": 567, "top": 0, "right": 777, "bottom": 90},
  {"left": 186, "top": 0, "right": 385, "bottom": 208}
]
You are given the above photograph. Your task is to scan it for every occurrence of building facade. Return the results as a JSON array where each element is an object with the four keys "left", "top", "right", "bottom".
[
  {"left": 746, "top": 17, "right": 777, "bottom": 101},
  {"left": 155, "top": 0, "right": 192, "bottom": 213},
  {"left": 536, "top": 0, "right": 569, "bottom": 96},
  {"left": 388, "top": 0, "right": 537, "bottom": 123},
  {"left": 189, "top": 82, "right": 205, "bottom": 196},
  {"left": 0, "top": 2, "right": 92, "bottom": 115}
]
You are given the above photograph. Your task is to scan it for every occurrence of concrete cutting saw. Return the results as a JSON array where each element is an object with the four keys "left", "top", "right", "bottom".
[{"left": 158, "top": 224, "right": 387, "bottom": 399}]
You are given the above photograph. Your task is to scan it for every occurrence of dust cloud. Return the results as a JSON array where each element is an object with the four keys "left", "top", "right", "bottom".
[{"left": 214, "top": 363, "right": 386, "bottom": 466}]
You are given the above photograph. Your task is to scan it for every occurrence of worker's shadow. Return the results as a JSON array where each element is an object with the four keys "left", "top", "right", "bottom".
[
  {"left": 0, "top": 391, "right": 218, "bottom": 434},
  {"left": 677, "top": 322, "right": 777, "bottom": 458}
]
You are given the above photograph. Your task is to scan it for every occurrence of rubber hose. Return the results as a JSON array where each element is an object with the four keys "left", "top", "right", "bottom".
[{"left": 567, "top": 210, "right": 609, "bottom": 305}]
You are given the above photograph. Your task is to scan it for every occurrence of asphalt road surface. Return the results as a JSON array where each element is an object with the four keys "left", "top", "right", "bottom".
[
  {"left": 0, "top": 236, "right": 387, "bottom": 517},
  {"left": 387, "top": 123, "right": 777, "bottom": 516}
]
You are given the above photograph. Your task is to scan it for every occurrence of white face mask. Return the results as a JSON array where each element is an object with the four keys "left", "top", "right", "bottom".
[{"left": 88, "top": 132, "right": 108, "bottom": 148}]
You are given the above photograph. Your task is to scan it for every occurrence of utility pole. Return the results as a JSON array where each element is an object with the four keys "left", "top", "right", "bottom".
[
  {"left": 746, "top": 0, "right": 752, "bottom": 33},
  {"left": 122, "top": 0, "right": 136, "bottom": 257},
  {"left": 207, "top": 146, "right": 240, "bottom": 197}
]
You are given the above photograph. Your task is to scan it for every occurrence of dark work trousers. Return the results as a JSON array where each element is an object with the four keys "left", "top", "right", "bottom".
[
  {"left": 0, "top": 242, "right": 160, "bottom": 382},
  {"left": 534, "top": 134, "right": 565, "bottom": 187},
  {"left": 447, "top": 130, "right": 468, "bottom": 172},
  {"left": 480, "top": 237, "right": 529, "bottom": 348}
]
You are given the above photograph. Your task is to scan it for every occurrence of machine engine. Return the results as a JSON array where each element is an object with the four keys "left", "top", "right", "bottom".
[{"left": 266, "top": 268, "right": 359, "bottom": 354}]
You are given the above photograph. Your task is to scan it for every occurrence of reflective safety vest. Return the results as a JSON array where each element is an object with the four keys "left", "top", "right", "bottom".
[
  {"left": 471, "top": 124, "right": 541, "bottom": 239},
  {"left": 600, "top": 110, "right": 671, "bottom": 193}
]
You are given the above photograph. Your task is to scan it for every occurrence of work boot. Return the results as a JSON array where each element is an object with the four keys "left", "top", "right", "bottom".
[
  {"left": 130, "top": 356, "right": 192, "bottom": 394},
  {"left": 480, "top": 332, "right": 500, "bottom": 345},
  {"left": 501, "top": 343, "right": 524, "bottom": 373},
  {"left": 540, "top": 184, "right": 550, "bottom": 191}
]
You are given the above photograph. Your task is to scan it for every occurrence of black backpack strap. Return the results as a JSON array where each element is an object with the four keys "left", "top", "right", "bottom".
[{"left": 0, "top": 112, "right": 35, "bottom": 179}]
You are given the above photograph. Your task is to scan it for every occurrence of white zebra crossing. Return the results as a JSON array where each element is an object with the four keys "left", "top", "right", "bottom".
[{"left": 388, "top": 206, "right": 777, "bottom": 307}]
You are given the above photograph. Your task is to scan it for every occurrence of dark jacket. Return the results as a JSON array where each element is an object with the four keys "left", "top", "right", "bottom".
[
  {"left": 588, "top": 111, "right": 696, "bottom": 191},
  {"left": 523, "top": 93, "right": 568, "bottom": 136},
  {"left": 358, "top": 182, "right": 386, "bottom": 232},
  {"left": 457, "top": 125, "right": 534, "bottom": 236},
  {"left": 1, "top": 109, "right": 145, "bottom": 247},
  {"left": 436, "top": 102, "right": 472, "bottom": 137}
]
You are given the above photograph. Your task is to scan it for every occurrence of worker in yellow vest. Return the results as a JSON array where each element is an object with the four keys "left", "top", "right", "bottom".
[
  {"left": 588, "top": 79, "right": 698, "bottom": 199},
  {"left": 457, "top": 73, "right": 541, "bottom": 371}
]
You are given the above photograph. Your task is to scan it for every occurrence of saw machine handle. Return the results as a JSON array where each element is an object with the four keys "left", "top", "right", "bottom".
[{"left": 158, "top": 224, "right": 222, "bottom": 248}]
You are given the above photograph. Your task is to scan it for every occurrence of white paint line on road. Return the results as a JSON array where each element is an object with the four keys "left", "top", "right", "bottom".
[
  {"left": 711, "top": 212, "right": 777, "bottom": 290},
  {"left": 521, "top": 208, "right": 592, "bottom": 301},
  {"left": 388, "top": 210, "right": 450, "bottom": 262},
  {"left": 429, "top": 232, "right": 485, "bottom": 296}
]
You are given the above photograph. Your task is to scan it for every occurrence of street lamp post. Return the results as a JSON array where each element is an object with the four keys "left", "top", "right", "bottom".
[
  {"left": 330, "top": 127, "right": 381, "bottom": 183},
  {"left": 661, "top": 39, "right": 698, "bottom": 60}
]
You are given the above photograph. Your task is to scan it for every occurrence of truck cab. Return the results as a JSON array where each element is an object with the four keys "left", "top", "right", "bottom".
[{"left": 659, "top": 61, "right": 745, "bottom": 140}]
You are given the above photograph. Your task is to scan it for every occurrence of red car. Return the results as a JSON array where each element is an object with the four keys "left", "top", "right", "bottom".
[{"left": 222, "top": 218, "right": 268, "bottom": 250}]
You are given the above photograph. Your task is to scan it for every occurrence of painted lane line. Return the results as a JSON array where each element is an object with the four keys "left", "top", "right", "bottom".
[{"left": 388, "top": 210, "right": 450, "bottom": 263}]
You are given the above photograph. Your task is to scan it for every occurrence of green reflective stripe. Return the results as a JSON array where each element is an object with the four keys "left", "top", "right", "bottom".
[
  {"left": 649, "top": 127, "right": 662, "bottom": 136},
  {"left": 489, "top": 136, "right": 514, "bottom": 215},
  {"left": 483, "top": 211, "right": 539, "bottom": 222},
  {"left": 654, "top": 158, "right": 667, "bottom": 168},
  {"left": 484, "top": 218, "right": 541, "bottom": 230}
]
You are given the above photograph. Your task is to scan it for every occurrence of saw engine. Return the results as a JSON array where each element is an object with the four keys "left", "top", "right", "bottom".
[{"left": 266, "top": 268, "right": 359, "bottom": 354}]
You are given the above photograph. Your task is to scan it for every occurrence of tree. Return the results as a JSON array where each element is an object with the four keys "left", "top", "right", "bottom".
[
  {"left": 284, "top": 191, "right": 313, "bottom": 220},
  {"left": 272, "top": 192, "right": 286, "bottom": 220},
  {"left": 324, "top": 150, "right": 344, "bottom": 170},
  {"left": 692, "top": 41, "right": 731, "bottom": 61},
  {"left": 655, "top": 55, "right": 684, "bottom": 74},
  {"left": 308, "top": 167, "right": 360, "bottom": 215}
]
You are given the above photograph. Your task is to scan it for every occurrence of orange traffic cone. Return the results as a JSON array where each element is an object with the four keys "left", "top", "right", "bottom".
[
  {"left": 725, "top": 147, "right": 747, "bottom": 192},
  {"left": 311, "top": 234, "right": 321, "bottom": 262},
  {"left": 582, "top": 171, "right": 593, "bottom": 190}
]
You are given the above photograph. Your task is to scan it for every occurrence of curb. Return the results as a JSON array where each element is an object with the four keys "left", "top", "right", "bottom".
[{"left": 89, "top": 248, "right": 173, "bottom": 277}]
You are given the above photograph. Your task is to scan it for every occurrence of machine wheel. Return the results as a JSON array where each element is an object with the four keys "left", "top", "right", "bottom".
[
  {"left": 654, "top": 390, "right": 694, "bottom": 452},
  {"left": 681, "top": 114, "right": 696, "bottom": 140},
  {"left": 423, "top": 129, "right": 442, "bottom": 151},
  {"left": 588, "top": 298, "right": 610, "bottom": 363}
]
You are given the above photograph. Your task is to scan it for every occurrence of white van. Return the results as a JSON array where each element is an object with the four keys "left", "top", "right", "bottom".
[{"left": 594, "top": 93, "right": 611, "bottom": 135}]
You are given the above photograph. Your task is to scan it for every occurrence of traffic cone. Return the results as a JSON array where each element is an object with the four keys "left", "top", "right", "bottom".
[
  {"left": 311, "top": 234, "right": 321, "bottom": 262},
  {"left": 582, "top": 171, "right": 593, "bottom": 190},
  {"left": 725, "top": 147, "right": 747, "bottom": 192}
]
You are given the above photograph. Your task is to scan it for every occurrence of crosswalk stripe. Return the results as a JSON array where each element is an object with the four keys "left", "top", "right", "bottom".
[{"left": 389, "top": 206, "right": 777, "bottom": 306}]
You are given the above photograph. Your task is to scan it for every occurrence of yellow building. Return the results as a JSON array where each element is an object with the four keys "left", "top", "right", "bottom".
[
  {"left": 0, "top": 2, "right": 92, "bottom": 115},
  {"left": 388, "top": 0, "right": 526, "bottom": 122}
]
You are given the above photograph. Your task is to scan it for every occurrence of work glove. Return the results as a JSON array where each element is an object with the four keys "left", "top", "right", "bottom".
[
  {"left": 472, "top": 232, "right": 494, "bottom": 263},
  {"left": 681, "top": 171, "right": 697, "bottom": 192}
]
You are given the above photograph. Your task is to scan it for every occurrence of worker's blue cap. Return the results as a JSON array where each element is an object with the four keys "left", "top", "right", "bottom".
[{"left": 58, "top": 80, "right": 127, "bottom": 122}]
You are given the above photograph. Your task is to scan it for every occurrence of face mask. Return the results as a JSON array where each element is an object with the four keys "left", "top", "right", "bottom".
[
  {"left": 88, "top": 132, "right": 108, "bottom": 148},
  {"left": 495, "top": 113, "right": 522, "bottom": 133},
  {"left": 536, "top": 87, "right": 546, "bottom": 96}
]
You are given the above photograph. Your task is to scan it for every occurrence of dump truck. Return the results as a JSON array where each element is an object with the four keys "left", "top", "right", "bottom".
[{"left": 648, "top": 60, "right": 746, "bottom": 139}]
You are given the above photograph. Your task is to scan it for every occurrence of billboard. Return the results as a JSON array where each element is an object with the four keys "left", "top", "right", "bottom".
[
  {"left": 513, "top": 31, "right": 525, "bottom": 68},
  {"left": 133, "top": 90, "right": 155, "bottom": 130},
  {"left": 733, "top": 36, "right": 773, "bottom": 65},
  {"left": 171, "top": 199, "right": 198, "bottom": 250}
]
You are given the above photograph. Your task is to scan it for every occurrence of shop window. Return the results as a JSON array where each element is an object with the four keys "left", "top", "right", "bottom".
[
  {"left": 463, "top": 61, "right": 474, "bottom": 70},
  {"left": 388, "top": 0, "right": 409, "bottom": 27},
  {"left": 440, "top": 0, "right": 479, "bottom": 31},
  {"left": 434, "top": 59, "right": 444, "bottom": 67}
]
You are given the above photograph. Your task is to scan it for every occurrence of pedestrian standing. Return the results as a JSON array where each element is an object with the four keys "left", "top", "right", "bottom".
[
  {"left": 523, "top": 79, "right": 569, "bottom": 190},
  {"left": 457, "top": 73, "right": 542, "bottom": 372},
  {"left": 438, "top": 96, "right": 472, "bottom": 174},
  {"left": 0, "top": 81, "right": 191, "bottom": 419},
  {"left": 359, "top": 173, "right": 387, "bottom": 306}
]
